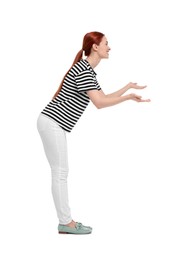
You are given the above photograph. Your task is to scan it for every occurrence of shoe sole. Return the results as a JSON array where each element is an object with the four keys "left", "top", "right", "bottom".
[{"left": 58, "top": 231, "right": 92, "bottom": 235}]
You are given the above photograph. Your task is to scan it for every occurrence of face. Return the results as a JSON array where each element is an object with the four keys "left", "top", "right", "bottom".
[{"left": 95, "top": 36, "right": 111, "bottom": 58}]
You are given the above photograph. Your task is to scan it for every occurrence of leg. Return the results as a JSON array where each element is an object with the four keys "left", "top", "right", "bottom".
[{"left": 37, "top": 114, "right": 72, "bottom": 225}]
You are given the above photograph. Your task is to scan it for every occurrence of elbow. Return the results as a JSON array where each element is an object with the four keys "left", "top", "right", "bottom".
[
  {"left": 95, "top": 102, "right": 104, "bottom": 109},
  {"left": 90, "top": 97, "right": 105, "bottom": 109}
]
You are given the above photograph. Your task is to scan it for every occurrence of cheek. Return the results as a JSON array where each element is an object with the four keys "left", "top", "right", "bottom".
[
  {"left": 98, "top": 48, "right": 104, "bottom": 55},
  {"left": 101, "top": 46, "right": 107, "bottom": 53},
  {"left": 98, "top": 46, "right": 107, "bottom": 57}
]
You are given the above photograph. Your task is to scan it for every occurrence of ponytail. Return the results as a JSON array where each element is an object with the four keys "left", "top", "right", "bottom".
[{"left": 52, "top": 49, "right": 83, "bottom": 99}]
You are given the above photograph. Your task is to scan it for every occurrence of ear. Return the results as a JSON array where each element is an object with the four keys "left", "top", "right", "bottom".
[{"left": 92, "top": 43, "right": 98, "bottom": 51}]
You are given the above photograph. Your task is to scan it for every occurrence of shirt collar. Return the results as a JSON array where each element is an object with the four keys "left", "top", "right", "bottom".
[{"left": 82, "top": 59, "right": 97, "bottom": 75}]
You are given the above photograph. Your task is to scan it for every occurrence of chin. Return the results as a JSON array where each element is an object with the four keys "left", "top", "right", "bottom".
[
  {"left": 101, "top": 54, "right": 109, "bottom": 59},
  {"left": 104, "top": 54, "right": 109, "bottom": 59}
]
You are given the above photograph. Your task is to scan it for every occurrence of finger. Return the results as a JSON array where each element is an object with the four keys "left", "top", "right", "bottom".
[
  {"left": 138, "top": 85, "right": 147, "bottom": 89},
  {"left": 140, "top": 99, "right": 151, "bottom": 102}
]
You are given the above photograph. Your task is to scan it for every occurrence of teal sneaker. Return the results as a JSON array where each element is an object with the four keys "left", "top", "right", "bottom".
[{"left": 58, "top": 222, "right": 92, "bottom": 235}]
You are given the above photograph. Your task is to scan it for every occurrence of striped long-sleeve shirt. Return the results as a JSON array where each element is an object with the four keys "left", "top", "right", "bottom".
[{"left": 41, "top": 59, "right": 101, "bottom": 132}]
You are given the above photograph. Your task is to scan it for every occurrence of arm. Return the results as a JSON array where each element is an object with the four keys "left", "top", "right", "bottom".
[{"left": 87, "top": 83, "right": 150, "bottom": 109}]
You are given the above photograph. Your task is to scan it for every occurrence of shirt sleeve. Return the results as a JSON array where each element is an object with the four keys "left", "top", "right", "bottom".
[{"left": 75, "top": 70, "right": 101, "bottom": 93}]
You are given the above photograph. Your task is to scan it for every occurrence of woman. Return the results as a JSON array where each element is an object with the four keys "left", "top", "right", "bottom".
[{"left": 37, "top": 31, "right": 150, "bottom": 235}]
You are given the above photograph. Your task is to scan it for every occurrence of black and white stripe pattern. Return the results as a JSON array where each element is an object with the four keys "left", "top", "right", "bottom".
[{"left": 41, "top": 59, "right": 101, "bottom": 132}]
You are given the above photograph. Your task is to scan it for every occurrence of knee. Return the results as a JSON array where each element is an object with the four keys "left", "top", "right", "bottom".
[{"left": 51, "top": 167, "right": 69, "bottom": 182}]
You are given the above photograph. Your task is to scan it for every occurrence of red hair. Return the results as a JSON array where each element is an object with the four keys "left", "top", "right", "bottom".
[{"left": 52, "top": 31, "right": 104, "bottom": 99}]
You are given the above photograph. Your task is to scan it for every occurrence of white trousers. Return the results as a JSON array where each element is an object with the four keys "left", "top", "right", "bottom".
[{"left": 37, "top": 113, "right": 72, "bottom": 225}]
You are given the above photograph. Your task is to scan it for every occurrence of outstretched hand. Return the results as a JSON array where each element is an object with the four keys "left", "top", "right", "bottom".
[
  {"left": 129, "top": 93, "right": 151, "bottom": 102},
  {"left": 127, "top": 82, "right": 147, "bottom": 90}
]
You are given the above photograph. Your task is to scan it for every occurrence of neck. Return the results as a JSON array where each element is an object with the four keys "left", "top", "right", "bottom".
[{"left": 86, "top": 55, "right": 101, "bottom": 69}]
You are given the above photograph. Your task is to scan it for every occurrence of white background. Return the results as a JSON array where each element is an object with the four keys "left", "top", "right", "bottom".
[{"left": 0, "top": 0, "right": 182, "bottom": 259}]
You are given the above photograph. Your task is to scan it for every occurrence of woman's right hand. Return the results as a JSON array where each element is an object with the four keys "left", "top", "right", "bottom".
[{"left": 129, "top": 93, "right": 151, "bottom": 102}]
